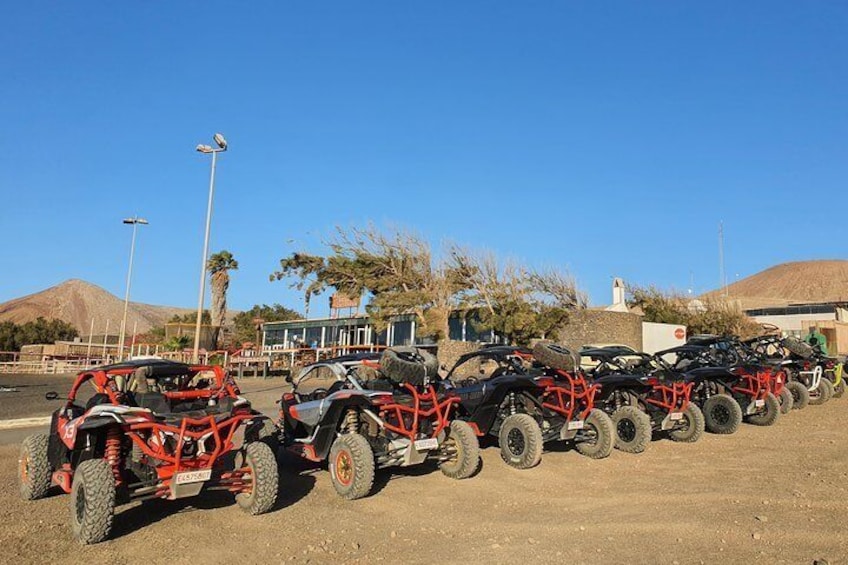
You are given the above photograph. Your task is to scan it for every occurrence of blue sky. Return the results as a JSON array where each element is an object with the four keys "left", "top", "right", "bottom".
[{"left": 1, "top": 2, "right": 846, "bottom": 319}]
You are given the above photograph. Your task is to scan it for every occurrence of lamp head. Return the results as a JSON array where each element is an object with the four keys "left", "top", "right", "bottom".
[
  {"left": 213, "top": 133, "right": 227, "bottom": 150},
  {"left": 196, "top": 144, "right": 213, "bottom": 153}
]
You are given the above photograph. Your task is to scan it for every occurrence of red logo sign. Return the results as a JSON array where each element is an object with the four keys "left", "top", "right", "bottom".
[{"left": 674, "top": 328, "right": 685, "bottom": 340}]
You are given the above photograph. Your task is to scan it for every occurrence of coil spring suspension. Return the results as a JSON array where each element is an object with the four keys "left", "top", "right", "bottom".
[
  {"left": 104, "top": 427, "right": 123, "bottom": 486},
  {"left": 509, "top": 392, "right": 517, "bottom": 415},
  {"left": 343, "top": 410, "right": 360, "bottom": 433}
]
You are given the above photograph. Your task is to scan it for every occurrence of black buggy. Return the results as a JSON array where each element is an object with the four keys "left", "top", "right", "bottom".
[{"left": 441, "top": 345, "right": 614, "bottom": 469}]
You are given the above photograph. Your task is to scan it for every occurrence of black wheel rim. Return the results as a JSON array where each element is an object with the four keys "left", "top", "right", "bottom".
[
  {"left": 506, "top": 428, "right": 526, "bottom": 456},
  {"left": 617, "top": 419, "right": 636, "bottom": 443},
  {"left": 75, "top": 485, "right": 86, "bottom": 523},
  {"left": 711, "top": 404, "right": 731, "bottom": 426}
]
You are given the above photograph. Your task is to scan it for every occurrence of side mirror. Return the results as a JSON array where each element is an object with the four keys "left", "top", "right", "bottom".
[
  {"left": 45, "top": 391, "right": 59, "bottom": 401},
  {"left": 285, "top": 374, "right": 293, "bottom": 384}
]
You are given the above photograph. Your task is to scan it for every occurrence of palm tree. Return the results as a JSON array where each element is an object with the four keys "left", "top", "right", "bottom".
[{"left": 207, "top": 250, "right": 239, "bottom": 349}]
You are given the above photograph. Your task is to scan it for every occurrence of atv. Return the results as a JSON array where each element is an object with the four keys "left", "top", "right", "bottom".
[
  {"left": 661, "top": 338, "right": 781, "bottom": 430},
  {"left": 277, "top": 348, "right": 479, "bottom": 500},
  {"left": 441, "top": 344, "right": 613, "bottom": 469},
  {"left": 580, "top": 347, "right": 704, "bottom": 454},
  {"left": 18, "top": 360, "right": 279, "bottom": 544}
]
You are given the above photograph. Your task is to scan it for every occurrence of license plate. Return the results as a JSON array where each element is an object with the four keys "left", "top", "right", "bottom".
[
  {"left": 669, "top": 412, "right": 684, "bottom": 421},
  {"left": 414, "top": 438, "right": 439, "bottom": 451},
  {"left": 175, "top": 469, "right": 212, "bottom": 484},
  {"left": 755, "top": 399, "right": 765, "bottom": 407},
  {"left": 567, "top": 420, "right": 584, "bottom": 431}
]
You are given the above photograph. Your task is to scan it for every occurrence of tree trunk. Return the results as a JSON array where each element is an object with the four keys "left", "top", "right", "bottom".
[{"left": 210, "top": 272, "right": 229, "bottom": 349}]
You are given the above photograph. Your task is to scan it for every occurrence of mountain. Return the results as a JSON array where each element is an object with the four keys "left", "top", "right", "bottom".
[
  {"left": 703, "top": 260, "right": 848, "bottom": 310},
  {"left": 0, "top": 279, "right": 195, "bottom": 334}
]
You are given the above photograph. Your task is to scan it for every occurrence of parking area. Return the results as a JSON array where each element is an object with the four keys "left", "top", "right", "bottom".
[{"left": 1, "top": 394, "right": 846, "bottom": 564}]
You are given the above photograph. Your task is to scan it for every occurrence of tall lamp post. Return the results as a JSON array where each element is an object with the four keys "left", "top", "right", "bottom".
[
  {"left": 193, "top": 133, "right": 228, "bottom": 363},
  {"left": 118, "top": 216, "right": 148, "bottom": 361}
]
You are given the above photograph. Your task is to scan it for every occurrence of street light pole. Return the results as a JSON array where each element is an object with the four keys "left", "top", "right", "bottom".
[
  {"left": 192, "top": 133, "right": 228, "bottom": 363},
  {"left": 118, "top": 216, "right": 148, "bottom": 361}
]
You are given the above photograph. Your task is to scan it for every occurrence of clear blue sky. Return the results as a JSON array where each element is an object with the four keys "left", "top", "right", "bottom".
[{"left": 1, "top": 2, "right": 846, "bottom": 318}]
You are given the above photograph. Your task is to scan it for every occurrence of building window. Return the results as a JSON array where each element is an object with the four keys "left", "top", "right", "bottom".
[{"left": 392, "top": 320, "right": 413, "bottom": 346}]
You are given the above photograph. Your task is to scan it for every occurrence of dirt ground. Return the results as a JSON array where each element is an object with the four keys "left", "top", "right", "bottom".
[{"left": 1, "top": 391, "right": 846, "bottom": 565}]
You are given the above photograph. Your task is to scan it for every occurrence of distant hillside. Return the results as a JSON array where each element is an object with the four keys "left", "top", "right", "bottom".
[
  {"left": 703, "top": 260, "right": 848, "bottom": 310},
  {"left": 0, "top": 279, "right": 195, "bottom": 333}
]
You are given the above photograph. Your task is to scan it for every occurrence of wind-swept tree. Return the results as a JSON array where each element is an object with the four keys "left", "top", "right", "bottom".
[
  {"left": 207, "top": 250, "right": 239, "bottom": 349},
  {"left": 272, "top": 225, "right": 587, "bottom": 346},
  {"left": 271, "top": 225, "right": 471, "bottom": 341},
  {"left": 449, "top": 249, "right": 587, "bottom": 345}
]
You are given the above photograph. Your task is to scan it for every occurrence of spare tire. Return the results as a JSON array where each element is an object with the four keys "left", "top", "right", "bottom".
[
  {"left": 380, "top": 347, "right": 439, "bottom": 386},
  {"left": 782, "top": 337, "right": 813, "bottom": 359},
  {"left": 532, "top": 342, "right": 579, "bottom": 372}
]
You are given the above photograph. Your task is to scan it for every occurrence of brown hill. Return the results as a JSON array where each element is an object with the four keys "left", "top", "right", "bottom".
[
  {"left": 703, "top": 260, "right": 848, "bottom": 310},
  {"left": 0, "top": 279, "right": 194, "bottom": 334}
]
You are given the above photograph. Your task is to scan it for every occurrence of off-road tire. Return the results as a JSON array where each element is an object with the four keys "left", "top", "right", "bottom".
[
  {"left": 782, "top": 337, "right": 813, "bottom": 359},
  {"left": 778, "top": 387, "right": 794, "bottom": 414},
  {"left": 328, "top": 433, "right": 375, "bottom": 500},
  {"left": 611, "top": 406, "right": 652, "bottom": 454},
  {"left": 668, "top": 404, "right": 705, "bottom": 443},
  {"left": 574, "top": 409, "right": 614, "bottom": 459},
  {"left": 703, "top": 394, "right": 742, "bottom": 434},
  {"left": 236, "top": 442, "right": 279, "bottom": 515},
  {"left": 498, "top": 413, "right": 543, "bottom": 469},
  {"left": 531, "top": 342, "right": 578, "bottom": 372},
  {"left": 380, "top": 347, "right": 439, "bottom": 386},
  {"left": 746, "top": 393, "right": 780, "bottom": 426},
  {"left": 833, "top": 378, "right": 845, "bottom": 399},
  {"left": 70, "top": 458, "right": 116, "bottom": 545},
  {"left": 809, "top": 378, "right": 833, "bottom": 406},
  {"left": 19, "top": 434, "right": 51, "bottom": 500},
  {"left": 440, "top": 420, "right": 480, "bottom": 479},
  {"left": 786, "top": 381, "right": 809, "bottom": 410}
]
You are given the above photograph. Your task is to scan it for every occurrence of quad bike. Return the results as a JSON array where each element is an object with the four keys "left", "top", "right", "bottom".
[
  {"left": 581, "top": 347, "right": 704, "bottom": 454},
  {"left": 18, "top": 360, "right": 279, "bottom": 544},
  {"left": 277, "top": 348, "right": 479, "bottom": 500},
  {"left": 441, "top": 344, "right": 613, "bottom": 469},
  {"left": 663, "top": 338, "right": 781, "bottom": 429}
]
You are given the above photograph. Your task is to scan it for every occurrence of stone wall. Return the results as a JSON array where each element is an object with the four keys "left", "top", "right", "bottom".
[{"left": 554, "top": 310, "right": 643, "bottom": 351}]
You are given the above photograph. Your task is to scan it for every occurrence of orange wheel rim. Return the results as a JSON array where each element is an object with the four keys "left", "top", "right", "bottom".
[
  {"left": 19, "top": 452, "right": 29, "bottom": 483},
  {"left": 335, "top": 450, "right": 353, "bottom": 486}
]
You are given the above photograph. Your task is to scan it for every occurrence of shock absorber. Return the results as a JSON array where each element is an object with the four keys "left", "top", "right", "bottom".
[
  {"left": 343, "top": 409, "right": 360, "bottom": 433},
  {"left": 105, "top": 427, "right": 123, "bottom": 486},
  {"left": 509, "top": 392, "right": 517, "bottom": 415}
]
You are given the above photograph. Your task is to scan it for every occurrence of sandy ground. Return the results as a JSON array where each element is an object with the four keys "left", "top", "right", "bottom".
[{"left": 1, "top": 389, "right": 846, "bottom": 564}]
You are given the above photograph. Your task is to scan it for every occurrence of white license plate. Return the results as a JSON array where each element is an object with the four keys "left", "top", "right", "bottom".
[
  {"left": 669, "top": 412, "right": 684, "bottom": 421},
  {"left": 175, "top": 469, "right": 212, "bottom": 485},
  {"left": 755, "top": 399, "right": 765, "bottom": 407},
  {"left": 567, "top": 420, "right": 584, "bottom": 431},
  {"left": 414, "top": 438, "right": 439, "bottom": 451}
]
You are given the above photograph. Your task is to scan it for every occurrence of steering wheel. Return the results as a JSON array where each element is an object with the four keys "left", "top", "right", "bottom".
[{"left": 309, "top": 388, "right": 329, "bottom": 401}]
